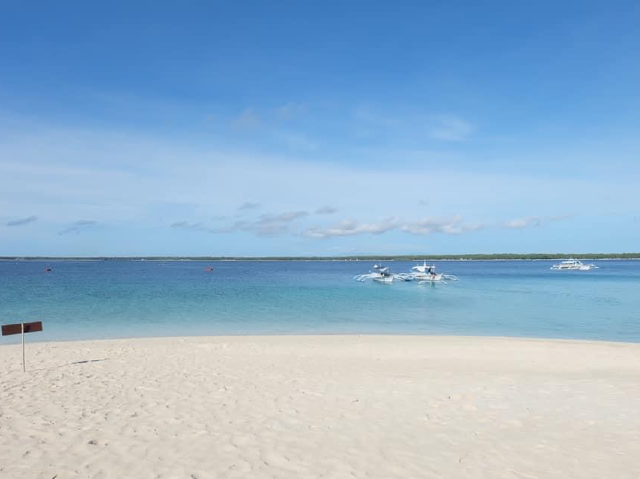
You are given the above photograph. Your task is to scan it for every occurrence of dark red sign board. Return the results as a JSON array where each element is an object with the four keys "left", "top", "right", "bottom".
[{"left": 1, "top": 321, "right": 43, "bottom": 336}]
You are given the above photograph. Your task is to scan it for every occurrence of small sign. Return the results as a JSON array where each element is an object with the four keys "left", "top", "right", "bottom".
[
  {"left": 2, "top": 321, "right": 43, "bottom": 336},
  {"left": 1, "top": 321, "right": 43, "bottom": 372}
]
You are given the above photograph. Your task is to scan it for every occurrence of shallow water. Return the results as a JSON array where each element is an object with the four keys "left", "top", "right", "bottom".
[{"left": 0, "top": 260, "right": 639, "bottom": 343}]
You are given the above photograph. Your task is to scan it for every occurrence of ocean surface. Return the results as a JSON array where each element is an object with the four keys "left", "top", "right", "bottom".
[{"left": 0, "top": 260, "right": 639, "bottom": 343}]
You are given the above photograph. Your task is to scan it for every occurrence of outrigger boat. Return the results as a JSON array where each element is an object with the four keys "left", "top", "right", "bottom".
[
  {"left": 354, "top": 264, "right": 395, "bottom": 283},
  {"left": 356, "top": 262, "right": 459, "bottom": 284},
  {"left": 550, "top": 259, "right": 598, "bottom": 271},
  {"left": 395, "top": 261, "right": 459, "bottom": 283}
]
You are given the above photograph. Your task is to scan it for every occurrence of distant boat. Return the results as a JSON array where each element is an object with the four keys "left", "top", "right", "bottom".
[
  {"left": 354, "top": 264, "right": 394, "bottom": 283},
  {"left": 550, "top": 259, "right": 598, "bottom": 271},
  {"left": 44, "top": 267, "right": 52, "bottom": 273},
  {"left": 356, "top": 262, "right": 458, "bottom": 284},
  {"left": 396, "top": 261, "right": 459, "bottom": 283},
  {"left": 411, "top": 261, "right": 443, "bottom": 281}
]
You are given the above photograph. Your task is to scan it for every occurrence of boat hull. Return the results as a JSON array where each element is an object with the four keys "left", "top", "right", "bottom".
[{"left": 373, "top": 276, "right": 394, "bottom": 283}]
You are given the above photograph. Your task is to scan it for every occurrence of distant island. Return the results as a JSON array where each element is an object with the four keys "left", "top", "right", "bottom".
[{"left": 1, "top": 253, "right": 639, "bottom": 261}]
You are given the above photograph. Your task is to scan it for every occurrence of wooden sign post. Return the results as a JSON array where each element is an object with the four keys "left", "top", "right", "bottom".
[{"left": 2, "top": 321, "right": 43, "bottom": 372}]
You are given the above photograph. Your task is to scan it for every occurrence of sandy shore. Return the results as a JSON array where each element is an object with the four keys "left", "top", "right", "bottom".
[{"left": 1, "top": 335, "right": 640, "bottom": 479}]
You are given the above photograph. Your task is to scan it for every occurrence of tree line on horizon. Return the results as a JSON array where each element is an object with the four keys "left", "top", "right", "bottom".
[{"left": 2, "top": 253, "right": 639, "bottom": 261}]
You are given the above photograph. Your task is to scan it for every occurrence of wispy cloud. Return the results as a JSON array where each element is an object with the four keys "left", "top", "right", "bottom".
[
  {"left": 6, "top": 215, "right": 38, "bottom": 227},
  {"left": 237, "top": 201, "right": 261, "bottom": 211},
  {"left": 502, "top": 215, "right": 573, "bottom": 229},
  {"left": 401, "top": 217, "right": 484, "bottom": 235},
  {"left": 315, "top": 206, "right": 337, "bottom": 215},
  {"left": 277, "top": 132, "right": 318, "bottom": 151},
  {"left": 174, "top": 210, "right": 571, "bottom": 240},
  {"left": 503, "top": 217, "right": 542, "bottom": 229},
  {"left": 303, "top": 216, "right": 483, "bottom": 239},
  {"left": 58, "top": 220, "right": 97, "bottom": 235},
  {"left": 276, "top": 102, "right": 307, "bottom": 120},
  {"left": 232, "top": 108, "right": 260, "bottom": 129},
  {"left": 428, "top": 115, "right": 474, "bottom": 142},
  {"left": 171, "top": 221, "right": 208, "bottom": 231},
  {"left": 302, "top": 218, "right": 400, "bottom": 239},
  {"left": 352, "top": 106, "right": 401, "bottom": 128},
  {"left": 219, "top": 211, "right": 309, "bottom": 236},
  {"left": 2, "top": 112, "right": 631, "bottom": 255},
  {"left": 173, "top": 210, "right": 310, "bottom": 237}
]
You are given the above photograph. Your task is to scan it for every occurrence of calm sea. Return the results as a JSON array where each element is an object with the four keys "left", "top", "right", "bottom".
[{"left": 0, "top": 260, "right": 639, "bottom": 343}]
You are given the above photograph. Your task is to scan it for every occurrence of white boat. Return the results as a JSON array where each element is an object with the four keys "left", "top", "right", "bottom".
[
  {"left": 409, "top": 261, "right": 458, "bottom": 283},
  {"left": 550, "top": 259, "right": 598, "bottom": 271},
  {"left": 354, "top": 264, "right": 395, "bottom": 283},
  {"left": 373, "top": 275, "right": 394, "bottom": 284},
  {"left": 355, "top": 262, "right": 458, "bottom": 284}
]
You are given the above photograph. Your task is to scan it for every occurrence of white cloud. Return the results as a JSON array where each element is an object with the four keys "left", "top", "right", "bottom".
[
  {"left": 167, "top": 211, "right": 573, "bottom": 240},
  {"left": 302, "top": 218, "right": 400, "bottom": 239},
  {"left": 503, "top": 217, "right": 541, "bottom": 229},
  {"left": 302, "top": 216, "right": 484, "bottom": 239},
  {"left": 401, "top": 217, "right": 484, "bottom": 235},
  {"left": 0, "top": 112, "right": 633, "bottom": 255},
  {"left": 502, "top": 215, "right": 572, "bottom": 229}
]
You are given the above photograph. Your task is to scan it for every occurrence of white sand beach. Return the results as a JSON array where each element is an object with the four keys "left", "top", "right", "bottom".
[{"left": 1, "top": 335, "right": 640, "bottom": 479}]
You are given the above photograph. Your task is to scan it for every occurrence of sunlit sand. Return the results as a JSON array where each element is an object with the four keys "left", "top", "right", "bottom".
[{"left": 2, "top": 335, "right": 639, "bottom": 478}]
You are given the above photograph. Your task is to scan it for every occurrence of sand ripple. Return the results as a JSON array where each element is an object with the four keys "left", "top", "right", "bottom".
[{"left": 1, "top": 336, "right": 640, "bottom": 478}]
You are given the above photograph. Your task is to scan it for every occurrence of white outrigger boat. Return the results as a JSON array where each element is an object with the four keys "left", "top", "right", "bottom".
[
  {"left": 354, "top": 264, "right": 395, "bottom": 283},
  {"left": 550, "top": 259, "right": 598, "bottom": 271},
  {"left": 411, "top": 261, "right": 458, "bottom": 284},
  {"left": 390, "top": 261, "right": 459, "bottom": 284},
  {"left": 355, "top": 262, "right": 459, "bottom": 284}
]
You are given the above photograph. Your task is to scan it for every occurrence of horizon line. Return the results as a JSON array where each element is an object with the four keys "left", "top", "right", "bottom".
[{"left": 1, "top": 253, "right": 639, "bottom": 261}]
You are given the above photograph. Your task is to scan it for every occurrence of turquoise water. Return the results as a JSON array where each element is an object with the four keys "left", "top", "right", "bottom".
[{"left": 0, "top": 260, "right": 639, "bottom": 343}]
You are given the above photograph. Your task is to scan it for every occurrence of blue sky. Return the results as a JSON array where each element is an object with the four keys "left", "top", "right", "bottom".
[{"left": 1, "top": 1, "right": 638, "bottom": 256}]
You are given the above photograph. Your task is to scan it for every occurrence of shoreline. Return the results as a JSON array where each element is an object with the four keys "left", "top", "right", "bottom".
[
  {"left": 3, "top": 333, "right": 640, "bottom": 348},
  {"left": 3, "top": 332, "right": 640, "bottom": 347}
]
